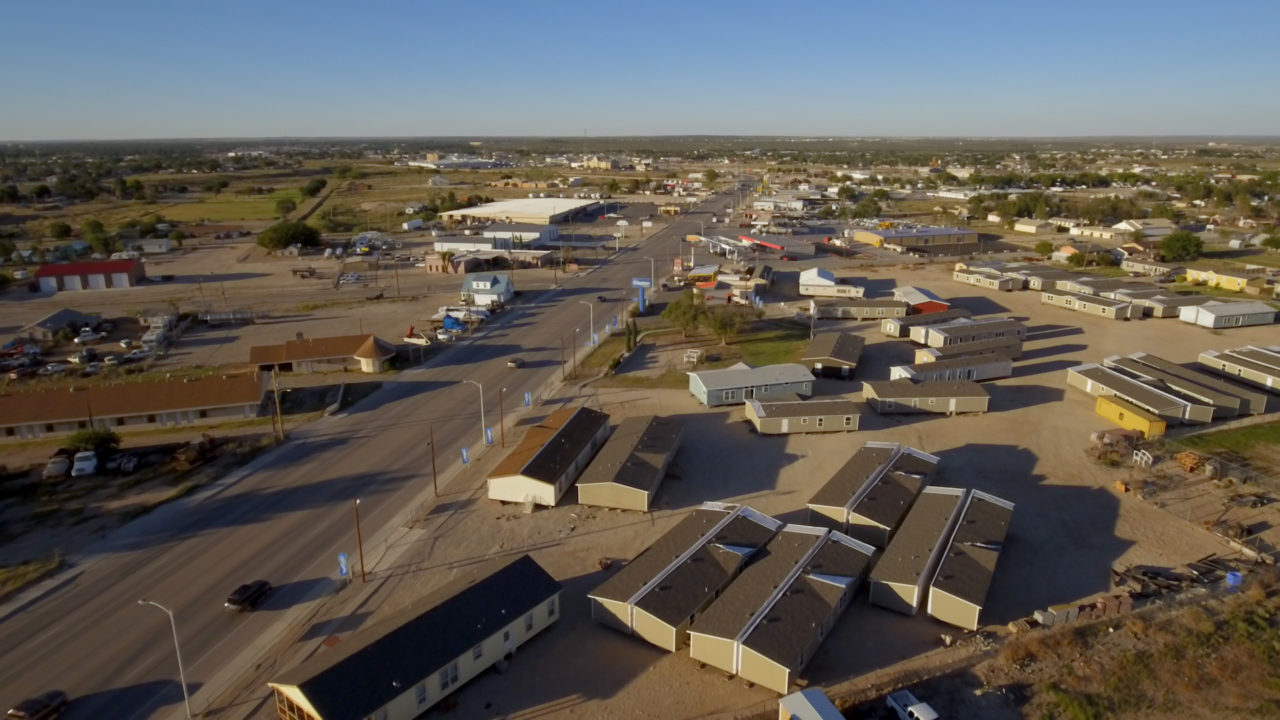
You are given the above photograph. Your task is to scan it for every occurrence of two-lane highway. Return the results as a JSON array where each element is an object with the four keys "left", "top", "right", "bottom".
[{"left": 0, "top": 191, "right": 735, "bottom": 719}]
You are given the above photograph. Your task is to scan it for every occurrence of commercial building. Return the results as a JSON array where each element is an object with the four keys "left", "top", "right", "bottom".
[
  {"left": 267, "top": 554, "right": 560, "bottom": 720},
  {"left": 487, "top": 406, "right": 611, "bottom": 507},
  {"left": 862, "top": 380, "right": 991, "bottom": 415},
  {"left": 1198, "top": 347, "right": 1280, "bottom": 393},
  {"left": 249, "top": 334, "right": 396, "bottom": 374},
  {"left": 880, "top": 308, "right": 973, "bottom": 338},
  {"left": 810, "top": 298, "right": 909, "bottom": 321},
  {"left": 952, "top": 268, "right": 1019, "bottom": 292},
  {"left": 1066, "top": 364, "right": 1214, "bottom": 424},
  {"left": 927, "top": 490, "right": 1015, "bottom": 631},
  {"left": 432, "top": 237, "right": 511, "bottom": 254},
  {"left": 1013, "top": 218, "right": 1055, "bottom": 235},
  {"left": 687, "top": 526, "right": 874, "bottom": 694},
  {"left": 460, "top": 272, "right": 515, "bottom": 308},
  {"left": 576, "top": 415, "right": 683, "bottom": 512},
  {"left": 851, "top": 227, "right": 978, "bottom": 249},
  {"left": 440, "top": 198, "right": 597, "bottom": 225},
  {"left": 1113, "top": 218, "right": 1176, "bottom": 237},
  {"left": 913, "top": 336, "right": 1023, "bottom": 363},
  {"left": 1128, "top": 352, "right": 1268, "bottom": 415},
  {"left": 1039, "top": 290, "right": 1143, "bottom": 320},
  {"left": 745, "top": 399, "right": 861, "bottom": 435},
  {"left": 688, "top": 363, "right": 814, "bottom": 407},
  {"left": 806, "top": 442, "right": 939, "bottom": 548},
  {"left": 798, "top": 267, "right": 864, "bottom": 298},
  {"left": 588, "top": 503, "right": 782, "bottom": 652},
  {"left": 482, "top": 222, "right": 558, "bottom": 245},
  {"left": 917, "top": 317, "right": 1026, "bottom": 349},
  {"left": 801, "top": 331, "right": 864, "bottom": 379},
  {"left": 34, "top": 258, "right": 146, "bottom": 292},
  {"left": 869, "top": 486, "right": 967, "bottom": 616},
  {"left": 890, "top": 354, "right": 1012, "bottom": 383},
  {"left": 1178, "top": 300, "right": 1276, "bottom": 329},
  {"left": 892, "top": 286, "right": 950, "bottom": 314},
  {"left": 18, "top": 308, "right": 100, "bottom": 342}
]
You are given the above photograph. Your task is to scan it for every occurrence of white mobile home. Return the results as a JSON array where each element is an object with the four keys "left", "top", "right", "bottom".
[
  {"left": 688, "top": 363, "right": 814, "bottom": 407},
  {"left": 487, "top": 406, "right": 611, "bottom": 506},
  {"left": 1178, "top": 300, "right": 1276, "bottom": 329}
]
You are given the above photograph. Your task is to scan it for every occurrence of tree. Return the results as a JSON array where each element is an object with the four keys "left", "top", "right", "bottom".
[
  {"left": 706, "top": 306, "right": 747, "bottom": 346},
  {"left": 1034, "top": 240, "right": 1055, "bottom": 257},
  {"left": 837, "top": 185, "right": 858, "bottom": 201},
  {"left": 65, "top": 427, "right": 120, "bottom": 455},
  {"left": 660, "top": 290, "right": 704, "bottom": 338},
  {"left": 275, "top": 198, "right": 297, "bottom": 218},
  {"left": 168, "top": 229, "right": 185, "bottom": 248},
  {"left": 848, "top": 197, "right": 881, "bottom": 219},
  {"left": 1096, "top": 252, "right": 1118, "bottom": 267},
  {"left": 1066, "top": 253, "right": 1087, "bottom": 267},
  {"left": 704, "top": 169, "right": 720, "bottom": 185},
  {"left": 1161, "top": 230, "right": 1204, "bottom": 262},
  {"left": 257, "top": 221, "right": 320, "bottom": 250},
  {"left": 1260, "top": 234, "right": 1280, "bottom": 251},
  {"left": 300, "top": 178, "right": 327, "bottom": 198},
  {"left": 870, "top": 188, "right": 891, "bottom": 201},
  {"left": 49, "top": 221, "right": 72, "bottom": 239}
]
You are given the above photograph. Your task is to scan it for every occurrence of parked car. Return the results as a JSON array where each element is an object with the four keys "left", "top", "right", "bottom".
[
  {"left": 118, "top": 338, "right": 134, "bottom": 349},
  {"left": 37, "top": 363, "right": 67, "bottom": 376},
  {"left": 70, "top": 451, "right": 98, "bottom": 478},
  {"left": 81, "top": 362, "right": 103, "bottom": 375},
  {"left": 42, "top": 457, "right": 71, "bottom": 481},
  {"left": 102, "top": 355, "right": 119, "bottom": 367},
  {"left": 105, "top": 454, "right": 139, "bottom": 475},
  {"left": 779, "top": 254, "right": 798, "bottom": 261},
  {"left": 596, "top": 295, "right": 610, "bottom": 302},
  {"left": 225, "top": 580, "right": 272, "bottom": 611},
  {"left": 886, "top": 690, "right": 939, "bottom": 720},
  {"left": 6, "top": 690, "right": 69, "bottom": 720},
  {"left": 123, "top": 349, "right": 151, "bottom": 362},
  {"left": 73, "top": 331, "right": 105, "bottom": 345}
]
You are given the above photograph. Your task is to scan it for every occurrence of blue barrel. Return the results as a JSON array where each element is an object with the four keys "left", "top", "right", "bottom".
[{"left": 1226, "top": 571, "right": 1243, "bottom": 591}]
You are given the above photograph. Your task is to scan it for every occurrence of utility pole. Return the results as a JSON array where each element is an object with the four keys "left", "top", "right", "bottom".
[
  {"left": 429, "top": 424, "right": 438, "bottom": 497},
  {"left": 498, "top": 387, "right": 507, "bottom": 448},
  {"left": 393, "top": 262, "right": 401, "bottom": 297},
  {"left": 270, "top": 368, "right": 285, "bottom": 444},
  {"left": 354, "top": 498, "right": 366, "bottom": 583},
  {"left": 560, "top": 335, "right": 566, "bottom": 380}
]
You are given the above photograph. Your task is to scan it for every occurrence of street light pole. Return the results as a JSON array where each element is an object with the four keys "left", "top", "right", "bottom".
[
  {"left": 429, "top": 424, "right": 438, "bottom": 497},
  {"left": 354, "top": 498, "right": 366, "bottom": 583},
  {"left": 463, "top": 379, "right": 486, "bottom": 445},
  {"left": 579, "top": 300, "right": 594, "bottom": 345},
  {"left": 643, "top": 256, "right": 655, "bottom": 287},
  {"left": 498, "top": 387, "right": 507, "bottom": 448},
  {"left": 137, "top": 599, "right": 192, "bottom": 719}
]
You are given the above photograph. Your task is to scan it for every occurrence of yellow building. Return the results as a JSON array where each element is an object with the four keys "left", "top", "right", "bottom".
[
  {"left": 1184, "top": 268, "right": 1252, "bottom": 292},
  {"left": 1095, "top": 395, "right": 1166, "bottom": 438}
]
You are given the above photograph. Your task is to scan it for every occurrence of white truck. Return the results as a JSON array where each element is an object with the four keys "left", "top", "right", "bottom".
[
  {"left": 402, "top": 218, "right": 424, "bottom": 232},
  {"left": 886, "top": 690, "right": 939, "bottom": 720}
]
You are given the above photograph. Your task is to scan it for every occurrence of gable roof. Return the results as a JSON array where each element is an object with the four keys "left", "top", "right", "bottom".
[
  {"left": 461, "top": 272, "right": 512, "bottom": 294},
  {"left": 930, "top": 491, "right": 1014, "bottom": 606},
  {"left": 689, "top": 363, "right": 812, "bottom": 391},
  {"left": 576, "top": 415, "right": 683, "bottom": 493},
  {"left": 20, "top": 308, "right": 100, "bottom": 333},
  {"left": 33, "top": 259, "right": 141, "bottom": 277},
  {"left": 749, "top": 399, "right": 860, "bottom": 420},
  {"left": 248, "top": 334, "right": 390, "bottom": 365},
  {"left": 0, "top": 373, "right": 264, "bottom": 427},
  {"left": 270, "top": 554, "right": 560, "bottom": 719},
  {"left": 802, "top": 331, "right": 864, "bottom": 365},
  {"left": 870, "top": 487, "right": 966, "bottom": 587},
  {"left": 863, "top": 379, "right": 991, "bottom": 400},
  {"left": 489, "top": 406, "right": 610, "bottom": 483},
  {"left": 893, "top": 286, "right": 948, "bottom": 307}
]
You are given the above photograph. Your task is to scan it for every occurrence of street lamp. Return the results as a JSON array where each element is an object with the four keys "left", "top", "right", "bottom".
[
  {"left": 643, "top": 256, "right": 655, "bottom": 287},
  {"left": 498, "top": 387, "right": 507, "bottom": 447},
  {"left": 579, "top": 300, "right": 594, "bottom": 346},
  {"left": 353, "top": 498, "right": 366, "bottom": 583},
  {"left": 462, "top": 379, "right": 487, "bottom": 445},
  {"left": 137, "top": 599, "right": 192, "bottom": 719}
]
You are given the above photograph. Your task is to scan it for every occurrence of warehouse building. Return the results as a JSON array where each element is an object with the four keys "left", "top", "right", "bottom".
[
  {"left": 927, "top": 490, "right": 1015, "bottom": 631},
  {"left": 1104, "top": 356, "right": 1244, "bottom": 419},
  {"left": 952, "top": 268, "right": 1019, "bottom": 292},
  {"left": 890, "top": 354, "right": 1013, "bottom": 383},
  {"left": 881, "top": 308, "right": 973, "bottom": 338},
  {"left": 1178, "top": 300, "right": 1276, "bottom": 329},
  {"left": 918, "top": 317, "right": 1026, "bottom": 349},
  {"left": 34, "top": 258, "right": 146, "bottom": 292},
  {"left": 1013, "top": 218, "right": 1055, "bottom": 235},
  {"left": 487, "top": 406, "right": 611, "bottom": 506},
  {"left": 268, "top": 555, "right": 560, "bottom": 720},
  {"left": 869, "top": 486, "right": 967, "bottom": 616},
  {"left": 851, "top": 227, "right": 978, "bottom": 249},
  {"left": 798, "top": 267, "right": 864, "bottom": 298},
  {"left": 18, "top": 308, "right": 100, "bottom": 342},
  {"left": 440, "top": 197, "right": 597, "bottom": 225},
  {"left": 249, "top": 334, "right": 396, "bottom": 374},
  {"left": 688, "top": 363, "right": 814, "bottom": 407},
  {"left": 745, "top": 398, "right": 861, "bottom": 435},
  {"left": 1198, "top": 347, "right": 1280, "bottom": 393},
  {"left": 801, "top": 331, "right": 864, "bottom": 379},
  {"left": 1066, "top": 364, "right": 1214, "bottom": 424},
  {"left": 913, "top": 336, "right": 1023, "bottom": 363},
  {"left": 1128, "top": 352, "right": 1268, "bottom": 415},
  {"left": 588, "top": 503, "right": 781, "bottom": 652},
  {"left": 862, "top": 380, "right": 991, "bottom": 415},
  {"left": 577, "top": 415, "right": 683, "bottom": 512},
  {"left": 806, "top": 442, "right": 939, "bottom": 548},
  {"left": 1040, "top": 290, "right": 1143, "bottom": 320},
  {"left": 810, "top": 298, "right": 910, "bottom": 320},
  {"left": 0, "top": 373, "right": 265, "bottom": 440},
  {"left": 687, "top": 526, "right": 875, "bottom": 694},
  {"left": 893, "top": 286, "right": 950, "bottom": 314},
  {"left": 482, "top": 222, "right": 558, "bottom": 245}
]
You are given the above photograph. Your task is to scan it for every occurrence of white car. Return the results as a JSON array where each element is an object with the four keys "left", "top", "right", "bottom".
[
  {"left": 70, "top": 451, "right": 98, "bottom": 478},
  {"left": 887, "top": 690, "right": 939, "bottom": 720},
  {"left": 74, "top": 331, "right": 106, "bottom": 344}
]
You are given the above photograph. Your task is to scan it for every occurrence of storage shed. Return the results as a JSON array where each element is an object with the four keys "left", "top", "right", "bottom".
[
  {"left": 869, "top": 486, "right": 966, "bottom": 616},
  {"left": 862, "top": 380, "right": 991, "bottom": 415},
  {"left": 892, "top": 286, "right": 950, "bottom": 314},
  {"left": 1095, "top": 395, "right": 1167, "bottom": 438},
  {"left": 34, "top": 258, "right": 146, "bottom": 292},
  {"left": 927, "top": 490, "right": 1015, "bottom": 631},
  {"left": 487, "top": 406, "right": 611, "bottom": 506},
  {"left": 801, "top": 331, "right": 864, "bottom": 379},
  {"left": 745, "top": 399, "right": 861, "bottom": 435},
  {"left": 577, "top": 415, "right": 683, "bottom": 512}
]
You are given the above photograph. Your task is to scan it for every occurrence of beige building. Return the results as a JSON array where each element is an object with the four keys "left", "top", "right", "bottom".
[
  {"left": 1104, "top": 355, "right": 1245, "bottom": 420},
  {"left": 918, "top": 317, "right": 1026, "bottom": 349},
  {"left": 810, "top": 298, "right": 909, "bottom": 321},
  {"left": 687, "top": 526, "right": 874, "bottom": 694},
  {"left": 249, "top": 334, "right": 396, "bottom": 374},
  {"left": 952, "top": 268, "right": 1019, "bottom": 292},
  {"left": 890, "top": 354, "right": 1013, "bottom": 383},
  {"left": 1128, "top": 352, "right": 1268, "bottom": 416},
  {"left": 805, "top": 442, "right": 939, "bottom": 549},
  {"left": 913, "top": 336, "right": 1023, "bottom": 363},
  {"left": 268, "top": 555, "right": 560, "bottom": 720},
  {"left": 851, "top": 227, "right": 978, "bottom": 249},
  {"left": 589, "top": 503, "right": 781, "bottom": 652},
  {"left": 927, "top": 490, "right": 1014, "bottom": 631},
  {"left": 801, "top": 331, "right": 864, "bottom": 379},
  {"left": 1198, "top": 347, "right": 1280, "bottom": 393},
  {"left": 487, "top": 406, "right": 611, "bottom": 506},
  {"left": 881, "top": 308, "right": 973, "bottom": 338},
  {"left": 745, "top": 398, "right": 861, "bottom": 435},
  {"left": 798, "top": 267, "right": 864, "bottom": 298},
  {"left": 869, "top": 486, "right": 967, "bottom": 615},
  {"left": 862, "top": 380, "right": 991, "bottom": 415},
  {"left": 1040, "top": 290, "right": 1143, "bottom": 320},
  {"left": 1066, "top": 364, "right": 1214, "bottom": 424},
  {"left": 576, "top": 415, "right": 683, "bottom": 512},
  {"left": 1013, "top": 218, "right": 1055, "bottom": 234}
]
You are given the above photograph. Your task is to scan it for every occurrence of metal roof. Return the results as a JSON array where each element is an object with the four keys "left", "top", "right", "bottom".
[
  {"left": 863, "top": 379, "right": 991, "bottom": 400},
  {"left": 892, "top": 286, "right": 948, "bottom": 307},
  {"left": 1130, "top": 352, "right": 1268, "bottom": 413},
  {"left": 884, "top": 308, "right": 972, "bottom": 328},
  {"left": 689, "top": 363, "right": 813, "bottom": 392},
  {"left": 1068, "top": 365, "right": 1189, "bottom": 415}
]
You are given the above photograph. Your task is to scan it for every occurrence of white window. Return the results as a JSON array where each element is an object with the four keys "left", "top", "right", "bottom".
[
  {"left": 816, "top": 417, "right": 824, "bottom": 428},
  {"left": 801, "top": 417, "right": 808, "bottom": 424},
  {"left": 547, "top": 597, "right": 557, "bottom": 618},
  {"left": 415, "top": 683, "right": 427, "bottom": 706},
  {"left": 525, "top": 612, "right": 534, "bottom": 631},
  {"left": 473, "top": 644, "right": 484, "bottom": 661},
  {"left": 439, "top": 661, "right": 459, "bottom": 691},
  {"left": 929, "top": 398, "right": 937, "bottom": 405},
  {"left": 843, "top": 416, "right": 853, "bottom": 426}
]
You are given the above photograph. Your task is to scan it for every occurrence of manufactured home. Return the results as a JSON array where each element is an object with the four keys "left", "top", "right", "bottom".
[
  {"left": 890, "top": 354, "right": 1012, "bottom": 383},
  {"left": 798, "top": 267, "right": 864, "bottom": 298},
  {"left": 1198, "top": 347, "right": 1280, "bottom": 393},
  {"left": 913, "top": 336, "right": 1023, "bottom": 363},
  {"left": 576, "top": 415, "right": 683, "bottom": 512},
  {"left": 862, "top": 380, "right": 991, "bottom": 415},
  {"left": 1066, "top": 364, "right": 1214, "bottom": 424},
  {"left": 952, "top": 268, "right": 1018, "bottom": 292},
  {"left": 1040, "top": 290, "right": 1142, "bottom": 320},
  {"left": 1128, "top": 352, "right": 1268, "bottom": 415},
  {"left": 869, "top": 486, "right": 967, "bottom": 615},
  {"left": 688, "top": 363, "right": 814, "bottom": 407},
  {"left": 927, "top": 490, "right": 1014, "bottom": 631},
  {"left": 881, "top": 308, "right": 973, "bottom": 338},
  {"left": 487, "top": 406, "right": 611, "bottom": 506},
  {"left": 806, "top": 442, "right": 939, "bottom": 549},
  {"left": 1178, "top": 300, "right": 1276, "bottom": 329},
  {"left": 801, "top": 331, "right": 864, "bottom": 379},
  {"left": 745, "top": 399, "right": 861, "bottom": 435},
  {"left": 810, "top": 298, "right": 910, "bottom": 321}
]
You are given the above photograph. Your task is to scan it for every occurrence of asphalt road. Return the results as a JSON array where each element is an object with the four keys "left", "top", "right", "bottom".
[{"left": 0, "top": 190, "right": 737, "bottom": 719}]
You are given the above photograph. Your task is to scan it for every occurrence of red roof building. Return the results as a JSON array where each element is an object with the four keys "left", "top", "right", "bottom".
[
  {"left": 34, "top": 259, "right": 146, "bottom": 292},
  {"left": 893, "top": 285, "right": 951, "bottom": 314}
]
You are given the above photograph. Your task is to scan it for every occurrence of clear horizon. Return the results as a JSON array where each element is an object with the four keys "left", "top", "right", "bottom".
[{"left": 4, "top": 0, "right": 1279, "bottom": 142}]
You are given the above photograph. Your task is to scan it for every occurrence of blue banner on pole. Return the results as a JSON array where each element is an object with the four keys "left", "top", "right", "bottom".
[
  {"left": 612, "top": 316, "right": 619, "bottom": 328},
  {"left": 461, "top": 446, "right": 469, "bottom": 464},
  {"left": 485, "top": 427, "right": 494, "bottom": 446},
  {"left": 338, "top": 553, "right": 349, "bottom": 577},
  {"left": 592, "top": 332, "right": 599, "bottom": 346},
  {"left": 524, "top": 391, "right": 532, "bottom": 407}
]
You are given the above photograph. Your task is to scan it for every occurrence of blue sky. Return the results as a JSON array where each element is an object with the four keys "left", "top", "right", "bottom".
[{"left": 3, "top": 0, "right": 1279, "bottom": 140}]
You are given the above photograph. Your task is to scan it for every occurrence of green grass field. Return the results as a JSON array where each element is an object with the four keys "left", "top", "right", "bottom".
[{"left": 1177, "top": 421, "right": 1280, "bottom": 458}]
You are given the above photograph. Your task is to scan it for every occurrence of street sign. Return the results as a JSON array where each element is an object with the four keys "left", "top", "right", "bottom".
[
  {"left": 485, "top": 427, "right": 494, "bottom": 446},
  {"left": 631, "top": 277, "right": 652, "bottom": 289},
  {"left": 592, "top": 332, "right": 599, "bottom": 346},
  {"left": 642, "top": 221, "right": 653, "bottom": 228},
  {"left": 523, "top": 391, "right": 532, "bottom": 407},
  {"left": 338, "top": 553, "right": 349, "bottom": 577},
  {"left": 461, "top": 446, "right": 469, "bottom": 465},
  {"left": 612, "top": 316, "right": 619, "bottom": 328}
]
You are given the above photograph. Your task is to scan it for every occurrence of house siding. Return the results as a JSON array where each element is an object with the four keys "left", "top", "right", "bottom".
[{"left": 927, "top": 587, "right": 981, "bottom": 632}]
